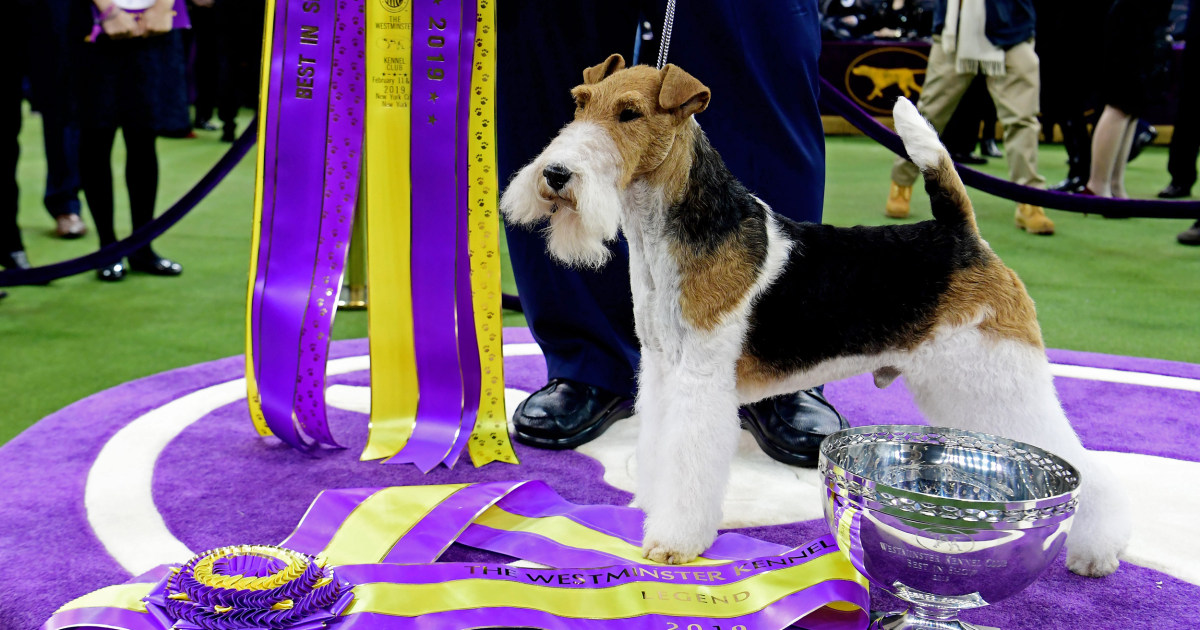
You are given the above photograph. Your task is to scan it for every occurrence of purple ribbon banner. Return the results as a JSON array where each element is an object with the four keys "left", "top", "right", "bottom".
[
  {"left": 443, "top": 0, "right": 483, "bottom": 470},
  {"left": 387, "top": 0, "right": 468, "bottom": 471},
  {"left": 41, "top": 481, "right": 870, "bottom": 630},
  {"left": 250, "top": 0, "right": 366, "bottom": 451}
]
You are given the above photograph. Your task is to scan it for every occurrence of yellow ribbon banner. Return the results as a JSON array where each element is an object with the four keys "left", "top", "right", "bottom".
[
  {"left": 464, "top": 0, "right": 518, "bottom": 466},
  {"left": 361, "top": 0, "right": 420, "bottom": 462}
]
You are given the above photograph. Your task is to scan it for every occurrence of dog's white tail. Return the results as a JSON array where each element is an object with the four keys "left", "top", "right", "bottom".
[{"left": 892, "top": 97, "right": 978, "bottom": 232}]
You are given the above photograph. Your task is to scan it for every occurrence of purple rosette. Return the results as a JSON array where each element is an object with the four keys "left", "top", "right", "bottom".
[{"left": 144, "top": 546, "right": 354, "bottom": 630}]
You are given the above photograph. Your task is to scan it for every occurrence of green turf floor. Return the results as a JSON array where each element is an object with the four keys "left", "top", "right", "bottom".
[{"left": 1, "top": 109, "right": 1197, "bottom": 444}]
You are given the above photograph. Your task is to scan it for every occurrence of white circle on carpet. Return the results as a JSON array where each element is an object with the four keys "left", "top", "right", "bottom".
[{"left": 83, "top": 344, "right": 1200, "bottom": 586}]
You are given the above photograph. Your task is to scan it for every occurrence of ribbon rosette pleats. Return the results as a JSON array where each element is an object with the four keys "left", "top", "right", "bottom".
[{"left": 143, "top": 545, "right": 353, "bottom": 629}]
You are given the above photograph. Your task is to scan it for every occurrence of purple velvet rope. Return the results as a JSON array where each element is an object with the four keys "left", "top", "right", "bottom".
[
  {"left": 387, "top": 0, "right": 467, "bottom": 472},
  {"left": 819, "top": 76, "right": 1200, "bottom": 219},
  {"left": 0, "top": 125, "right": 255, "bottom": 288}
]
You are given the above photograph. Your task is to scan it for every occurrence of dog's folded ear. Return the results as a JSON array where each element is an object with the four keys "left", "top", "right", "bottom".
[
  {"left": 658, "top": 64, "right": 710, "bottom": 117},
  {"left": 583, "top": 54, "right": 626, "bottom": 84}
]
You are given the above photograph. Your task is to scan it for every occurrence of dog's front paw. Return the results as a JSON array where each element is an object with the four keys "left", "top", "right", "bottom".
[
  {"left": 642, "top": 539, "right": 707, "bottom": 565},
  {"left": 1066, "top": 549, "right": 1120, "bottom": 578},
  {"left": 641, "top": 516, "right": 715, "bottom": 565}
]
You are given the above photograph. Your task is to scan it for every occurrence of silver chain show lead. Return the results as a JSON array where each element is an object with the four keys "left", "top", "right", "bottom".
[{"left": 656, "top": 0, "right": 677, "bottom": 69}]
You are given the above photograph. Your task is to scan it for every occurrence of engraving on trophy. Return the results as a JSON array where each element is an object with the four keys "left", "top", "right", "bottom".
[
  {"left": 915, "top": 527, "right": 977, "bottom": 554},
  {"left": 822, "top": 426, "right": 1080, "bottom": 630}
]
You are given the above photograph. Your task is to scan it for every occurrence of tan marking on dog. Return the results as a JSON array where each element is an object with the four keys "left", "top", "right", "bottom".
[
  {"left": 673, "top": 228, "right": 762, "bottom": 331},
  {"left": 937, "top": 256, "right": 1044, "bottom": 348},
  {"left": 932, "top": 154, "right": 980, "bottom": 233},
  {"left": 571, "top": 58, "right": 710, "bottom": 199},
  {"left": 735, "top": 353, "right": 787, "bottom": 392}
]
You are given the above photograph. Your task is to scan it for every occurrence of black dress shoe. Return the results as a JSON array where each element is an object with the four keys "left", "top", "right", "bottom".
[
  {"left": 739, "top": 387, "right": 850, "bottom": 467},
  {"left": 1051, "top": 175, "right": 1087, "bottom": 194},
  {"left": 221, "top": 124, "right": 237, "bottom": 142},
  {"left": 950, "top": 152, "right": 987, "bottom": 165},
  {"left": 97, "top": 260, "right": 127, "bottom": 281},
  {"left": 1158, "top": 183, "right": 1193, "bottom": 199},
  {"left": 1178, "top": 221, "right": 1200, "bottom": 246},
  {"left": 0, "top": 250, "right": 32, "bottom": 270},
  {"left": 129, "top": 255, "right": 183, "bottom": 276},
  {"left": 1128, "top": 125, "right": 1158, "bottom": 162},
  {"left": 980, "top": 138, "right": 1002, "bottom": 158},
  {"left": 513, "top": 378, "right": 635, "bottom": 449}
]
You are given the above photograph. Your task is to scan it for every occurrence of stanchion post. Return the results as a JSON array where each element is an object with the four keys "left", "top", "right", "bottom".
[{"left": 339, "top": 174, "right": 368, "bottom": 310}]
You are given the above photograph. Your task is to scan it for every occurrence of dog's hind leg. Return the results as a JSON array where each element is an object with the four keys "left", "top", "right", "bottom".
[
  {"left": 640, "top": 335, "right": 743, "bottom": 565},
  {"left": 902, "top": 329, "right": 1132, "bottom": 577}
]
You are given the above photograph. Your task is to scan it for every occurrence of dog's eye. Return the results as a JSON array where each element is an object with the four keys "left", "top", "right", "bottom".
[{"left": 619, "top": 108, "right": 643, "bottom": 122}]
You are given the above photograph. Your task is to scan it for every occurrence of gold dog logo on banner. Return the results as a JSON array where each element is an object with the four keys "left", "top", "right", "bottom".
[
  {"left": 844, "top": 47, "right": 929, "bottom": 114},
  {"left": 381, "top": 0, "right": 409, "bottom": 12}
]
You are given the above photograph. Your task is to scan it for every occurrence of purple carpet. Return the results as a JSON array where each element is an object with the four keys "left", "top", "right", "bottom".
[{"left": 1, "top": 328, "right": 1197, "bottom": 629}]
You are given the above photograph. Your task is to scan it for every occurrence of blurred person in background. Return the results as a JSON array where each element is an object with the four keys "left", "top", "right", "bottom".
[
  {"left": 941, "top": 75, "right": 1001, "bottom": 165},
  {"left": 74, "top": 0, "right": 190, "bottom": 281},
  {"left": 1083, "top": 0, "right": 1174, "bottom": 200},
  {"left": 883, "top": 0, "right": 1055, "bottom": 235},
  {"left": 188, "top": 0, "right": 221, "bottom": 133},
  {"left": 3, "top": 0, "right": 86, "bottom": 273}
]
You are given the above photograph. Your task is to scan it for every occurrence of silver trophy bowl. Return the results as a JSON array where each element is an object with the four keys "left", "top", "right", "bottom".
[{"left": 819, "top": 426, "right": 1081, "bottom": 630}]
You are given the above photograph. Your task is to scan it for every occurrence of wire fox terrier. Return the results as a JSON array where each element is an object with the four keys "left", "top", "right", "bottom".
[{"left": 500, "top": 55, "right": 1131, "bottom": 578}]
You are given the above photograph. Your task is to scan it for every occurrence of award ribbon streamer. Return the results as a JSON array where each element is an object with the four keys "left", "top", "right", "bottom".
[
  {"left": 294, "top": 0, "right": 367, "bottom": 447},
  {"left": 43, "top": 482, "right": 869, "bottom": 630},
  {"left": 388, "top": 0, "right": 467, "bottom": 472},
  {"left": 443, "top": 0, "right": 483, "bottom": 468},
  {"left": 464, "top": 0, "right": 519, "bottom": 467},
  {"left": 361, "top": 0, "right": 420, "bottom": 461},
  {"left": 247, "top": 0, "right": 363, "bottom": 450},
  {"left": 246, "top": 0, "right": 290, "bottom": 441}
]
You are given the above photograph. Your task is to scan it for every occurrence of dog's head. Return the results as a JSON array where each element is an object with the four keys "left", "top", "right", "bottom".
[{"left": 499, "top": 54, "right": 711, "bottom": 268}]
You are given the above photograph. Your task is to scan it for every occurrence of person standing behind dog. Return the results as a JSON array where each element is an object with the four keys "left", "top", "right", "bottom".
[
  {"left": 498, "top": 0, "right": 848, "bottom": 466},
  {"left": 883, "top": 0, "right": 1055, "bottom": 235},
  {"left": 73, "top": 0, "right": 189, "bottom": 281}
]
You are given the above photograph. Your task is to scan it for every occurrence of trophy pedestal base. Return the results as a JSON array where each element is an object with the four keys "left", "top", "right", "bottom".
[
  {"left": 338, "top": 285, "right": 368, "bottom": 311},
  {"left": 871, "top": 611, "right": 998, "bottom": 630}
]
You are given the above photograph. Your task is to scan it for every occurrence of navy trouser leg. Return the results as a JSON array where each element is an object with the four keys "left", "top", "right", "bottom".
[
  {"left": 497, "top": 0, "right": 644, "bottom": 397},
  {"left": 42, "top": 114, "right": 82, "bottom": 219},
  {"left": 1, "top": 29, "right": 23, "bottom": 255},
  {"left": 497, "top": 0, "right": 825, "bottom": 397},
  {"left": 666, "top": 0, "right": 826, "bottom": 223},
  {"left": 1167, "top": 0, "right": 1199, "bottom": 189}
]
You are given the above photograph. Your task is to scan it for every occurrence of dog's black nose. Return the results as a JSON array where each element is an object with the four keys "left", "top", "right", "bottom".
[{"left": 542, "top": 164, "right": 573, "bottom": 192}]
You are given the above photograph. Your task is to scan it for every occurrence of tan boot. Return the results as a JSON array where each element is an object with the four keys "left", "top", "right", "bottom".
[
  {"left": 1015, "top": 203, "right": 1055, "bottom": 235},
  {"left": 885, "top": 182, "right": 912, "bottom": 219}
]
